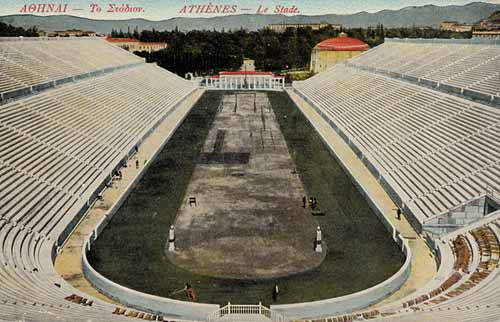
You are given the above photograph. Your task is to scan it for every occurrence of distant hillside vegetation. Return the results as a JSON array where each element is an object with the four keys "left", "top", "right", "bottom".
[{"left": 0, "top": 21, "right": 38, "bottom": 36}]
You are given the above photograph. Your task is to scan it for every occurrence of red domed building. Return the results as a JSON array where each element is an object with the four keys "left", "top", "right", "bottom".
[{"left": 310, "top": 33, "right": 370, "bottom": 73}]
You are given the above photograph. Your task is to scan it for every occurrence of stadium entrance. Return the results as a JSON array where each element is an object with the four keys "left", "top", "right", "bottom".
[{"left": 204, "top": 71, "right": 285, "bottom": 91}]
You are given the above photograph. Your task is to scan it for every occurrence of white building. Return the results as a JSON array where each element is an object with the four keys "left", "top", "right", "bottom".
[{"left": 105, "top": 37, "right": 168, "bottom": 53}]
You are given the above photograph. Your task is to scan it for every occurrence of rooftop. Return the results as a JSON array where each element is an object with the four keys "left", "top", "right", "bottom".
[
  {"left": 105, "top": 37, "right": 139, "bottom": 43},
  {"left": 315, "top": 34, "right": 369, "bottom": 51}
]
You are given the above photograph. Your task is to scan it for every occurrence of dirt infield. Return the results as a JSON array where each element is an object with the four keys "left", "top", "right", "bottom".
[{"left": 168, "top": 92, "right": 325, "bottom": 279}]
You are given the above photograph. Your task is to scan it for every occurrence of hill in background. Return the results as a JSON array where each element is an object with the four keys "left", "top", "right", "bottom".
[
  {"left": 0, "top": 2, "right": 499, "bottom": 34},
  {"left": 475, "top": 10, "right": 500, "bottom": 30}
]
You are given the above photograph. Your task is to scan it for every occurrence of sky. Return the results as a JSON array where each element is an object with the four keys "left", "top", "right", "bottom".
[{"left": 2, "top": 0, "right": 499, "bottom": 20}]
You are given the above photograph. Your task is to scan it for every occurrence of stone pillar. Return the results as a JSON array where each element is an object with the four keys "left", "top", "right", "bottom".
[
  {"left": 168, "top": 225, "right": 175, "bottom": 252},
  {"left": 315, "top": 226, "right": 323, "bottom": 253}
]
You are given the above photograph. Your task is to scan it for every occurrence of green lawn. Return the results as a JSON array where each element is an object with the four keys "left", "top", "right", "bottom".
[{"left": 89, "top": 91, "right": 404, "bottom": 306}]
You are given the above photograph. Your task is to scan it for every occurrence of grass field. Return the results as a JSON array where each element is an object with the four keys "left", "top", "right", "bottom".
[{"left": 89, "top": 91, "right": 404, "bottom": 306}]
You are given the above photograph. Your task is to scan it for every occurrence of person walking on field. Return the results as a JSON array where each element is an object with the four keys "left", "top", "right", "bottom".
[
  {"left": 136, "top": 159, "right": 139, "bottom": 169},
  {"left": 302, "top": 196, "right": 307, "bottom": 208},
  {"left": 272, "top": 284, "right": 279, "bottom": 302}
]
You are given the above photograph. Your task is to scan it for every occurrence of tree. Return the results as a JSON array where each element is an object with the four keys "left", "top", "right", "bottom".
[{"left": 0, "top": 22, "right": 39, "bottom": 37}]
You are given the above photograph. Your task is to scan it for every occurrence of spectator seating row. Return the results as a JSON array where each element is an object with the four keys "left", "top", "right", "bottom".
[
  {"left": 347, "top": 38, "right": 500, "bottom": 105},
  {"left": 0, "top": 60, "right": 197, "bottom": 321},
  {"left": 0, "top": 37, "right": 144, "bottom": 101},
  {"left": 113, "top": 306, "right": 166, "bottom": 320},
  {"left": 453, "top": 235, "right": 471, "bottom": 273},
  {"left": 309, "top": 221, "right": 500, "bottom": 321},
  {"left": 293, "top": 64, "right": 500, "bottom": 228}
]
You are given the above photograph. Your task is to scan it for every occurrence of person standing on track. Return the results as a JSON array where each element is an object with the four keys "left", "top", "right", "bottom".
[
  {"left": 185, "top": 283, "right": 196, "bottom": 302},
  {"left": 272, "top": 284, "right": 279, "bottom": 302}
]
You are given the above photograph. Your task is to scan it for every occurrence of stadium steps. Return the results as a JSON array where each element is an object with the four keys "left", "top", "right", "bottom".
[
  {"left": 347, "top": 39, "right": 500, "bottom": 105},
  {"left": 0, "top": 36, "right": 200, "bottom": 321},
  {"left": 294, "top": 64, "right": 500, "bottom": 224},
  {"left": 0, "top": 37, "right": 145, "bottom": 103}
]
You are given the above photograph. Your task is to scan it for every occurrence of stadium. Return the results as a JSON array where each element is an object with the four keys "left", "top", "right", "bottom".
[{"left": 0, "top": 33, "right": 499, "bottom": 322}]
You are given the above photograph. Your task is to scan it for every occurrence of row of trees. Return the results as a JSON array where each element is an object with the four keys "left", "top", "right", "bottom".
[
  {"left": 0, "top": 22, "right": 39, "bottom": 37},
  {"left": 127, "top": 25, "right": 470, "bottom": 77},
  {"left": 120, "top": 27, "right": 345, "bottom": 75}
]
